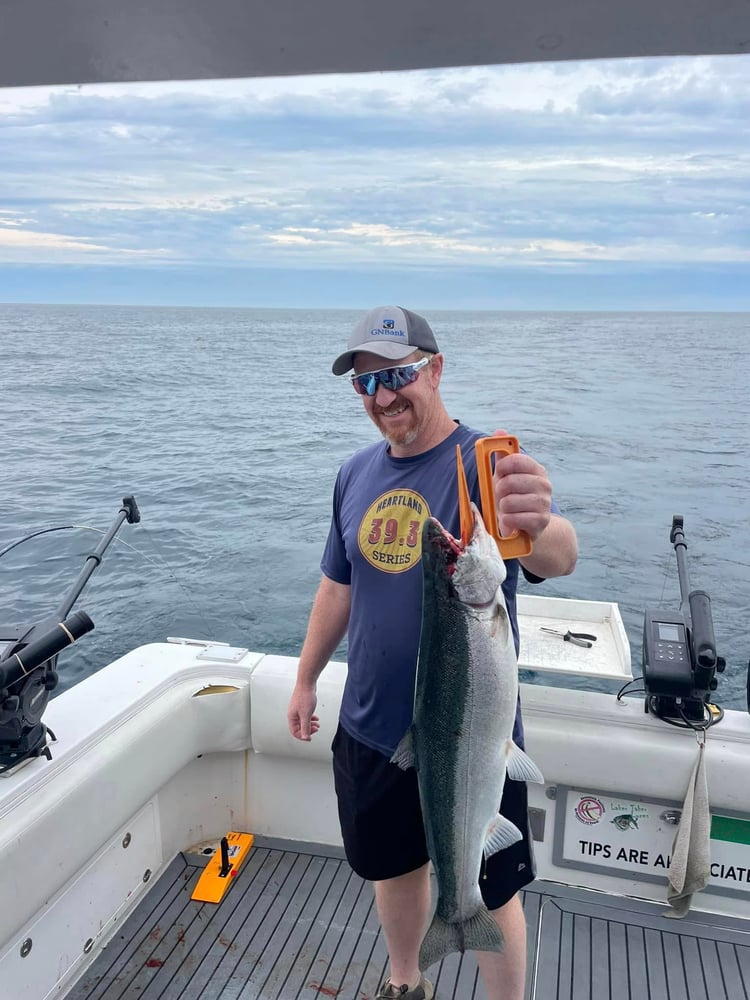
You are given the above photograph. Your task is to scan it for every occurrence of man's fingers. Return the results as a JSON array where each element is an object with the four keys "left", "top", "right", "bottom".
[{"left": 296, "top": 713, "right": 320, "bottom": 741}]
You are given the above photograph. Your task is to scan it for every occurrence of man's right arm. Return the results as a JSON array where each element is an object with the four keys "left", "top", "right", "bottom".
[{"left": 287, "top": 574, "right": 351, "bottom": 741}]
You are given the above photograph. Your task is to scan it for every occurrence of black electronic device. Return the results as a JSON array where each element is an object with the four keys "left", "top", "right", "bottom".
[
  {"left": 642, "top": 613, "right": 691, "bottom": 698},
  {"left": 642, "top": 515, "right": 725, "bottom": 726},
  {"left": 0, "top": 496, "right": 140, "bottom": 773}
]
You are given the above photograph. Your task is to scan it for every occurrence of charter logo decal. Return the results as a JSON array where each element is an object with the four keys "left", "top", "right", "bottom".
[
  {"left": 358, "top": 490, "right": 430, "bottom": 574},
  {"left": 575, "top": 796, "right": 605, "bottom": 825}
]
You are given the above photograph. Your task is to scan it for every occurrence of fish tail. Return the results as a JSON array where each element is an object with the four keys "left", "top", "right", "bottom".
[{"left": 419, "top": 905, "right": 503, "bottom": 970}]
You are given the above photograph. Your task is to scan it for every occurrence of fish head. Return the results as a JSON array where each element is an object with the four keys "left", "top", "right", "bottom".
[
  {"left": 611, "top": 813, "right": 639, "bottom": 831},
  {"left": 422, "top": 503, "right": 506, "bottom": 608}
]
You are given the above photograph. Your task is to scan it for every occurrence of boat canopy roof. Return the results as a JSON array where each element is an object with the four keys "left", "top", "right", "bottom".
[{"left": 2, "top": 0, "right": 749, "bottom": 89}]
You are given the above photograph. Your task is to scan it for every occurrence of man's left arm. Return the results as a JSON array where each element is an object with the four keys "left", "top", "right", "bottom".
[{"left": 491, "top": 431, "right": 578, "bottom": 580}]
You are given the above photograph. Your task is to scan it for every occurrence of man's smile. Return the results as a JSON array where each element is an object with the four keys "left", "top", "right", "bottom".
[{"left": 378, "top": 402, "right": 409, "bottom": 418}]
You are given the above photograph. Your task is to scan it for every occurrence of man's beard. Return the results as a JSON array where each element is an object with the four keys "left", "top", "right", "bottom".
[
  {"left": 374, "top": 410, "right": 422, "bottom": 449},
  {"left": 382, "top": 424, "right": 420, "bottom": 448},
  {"left": 370, "top": 394, "right": 429, "bottom": 449}
]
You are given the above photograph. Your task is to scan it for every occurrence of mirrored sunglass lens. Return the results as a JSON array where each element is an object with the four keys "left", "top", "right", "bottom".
[
  {"left": 390, "top": 365, "right": 419, "bottom": 389},
  {"left": 377, "top": 371, "right": 399, "bottom": 391},
  {"left": 368, "top": 368, "right": 409, "bottom": 393},
  {"left": 352, "top": 361, "right": 424, "bottom": 395}
]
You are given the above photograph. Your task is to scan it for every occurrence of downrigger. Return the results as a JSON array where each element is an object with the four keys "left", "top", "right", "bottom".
[
  {"left": 642, "top": 514, "right": 726, "bottom": 729},
  {"left": 0, "top": 496, "right": 140, "bottom": 774}
]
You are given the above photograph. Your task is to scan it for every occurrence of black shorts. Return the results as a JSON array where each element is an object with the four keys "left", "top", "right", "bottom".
[{"left": 331, "top": 724, "right": 536, "bottom": 910}]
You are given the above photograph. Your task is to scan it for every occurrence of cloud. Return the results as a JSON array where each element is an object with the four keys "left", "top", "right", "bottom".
[
  {"left": 266, "top": 223, "right": 750, "bottom": 266},
  {"left": 0, "top": 55, "right": 748, "bottom": 303},
  {"left": 0, "top": 227, "right": 110, "bottom": 251},
  {"left": 0, "top": 213, "right": 170, "bottom": 262}
]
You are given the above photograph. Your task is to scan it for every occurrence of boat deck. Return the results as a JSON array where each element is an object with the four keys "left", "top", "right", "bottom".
[{"left": 68, "top": 840, "right": 750, "bottom": 1000}]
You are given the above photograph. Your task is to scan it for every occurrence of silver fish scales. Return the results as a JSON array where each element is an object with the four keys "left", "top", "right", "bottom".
[{"left": 392, "top": 504, "right": 544, "bottom": 970}]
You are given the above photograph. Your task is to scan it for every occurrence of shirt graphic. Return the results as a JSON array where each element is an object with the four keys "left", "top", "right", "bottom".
[{"left": 357, "top": 489, "right": 430, "bottom": 573}]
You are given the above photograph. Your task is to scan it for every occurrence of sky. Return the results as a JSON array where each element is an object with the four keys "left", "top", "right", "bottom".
[{"left": 0, "top": 54, "right": 748, "bottom": 310}]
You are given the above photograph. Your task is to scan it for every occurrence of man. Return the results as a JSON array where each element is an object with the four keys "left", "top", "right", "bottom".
[{"left": 287, "top": 306, "right": 578, "bottom": 1000}]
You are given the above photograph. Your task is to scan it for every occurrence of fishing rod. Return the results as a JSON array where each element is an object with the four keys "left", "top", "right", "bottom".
[
  {"left": 642, "top": 515, "right": 726, "bottom": 729},
  {"left": 0, "top": 496, "right": 140, "bottom": 774}
]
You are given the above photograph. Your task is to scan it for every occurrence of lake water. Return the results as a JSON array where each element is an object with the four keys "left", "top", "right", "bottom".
[{"left": 1, "top": 304, "right": 748, "bottom": 709}]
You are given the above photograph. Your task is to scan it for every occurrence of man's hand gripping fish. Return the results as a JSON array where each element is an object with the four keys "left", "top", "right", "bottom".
[{"left": 391, "top": 503, "right": 544, "bottom": 970}]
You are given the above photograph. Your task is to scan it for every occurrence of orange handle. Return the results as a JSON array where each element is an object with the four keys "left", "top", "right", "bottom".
[{"left": 475, "top": 436, "right": 533, "bottom": 559}]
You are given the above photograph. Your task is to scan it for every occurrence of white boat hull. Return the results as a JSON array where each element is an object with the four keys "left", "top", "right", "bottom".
[{"left": 0, "top": 625, "right": 748, "bottom": 998}]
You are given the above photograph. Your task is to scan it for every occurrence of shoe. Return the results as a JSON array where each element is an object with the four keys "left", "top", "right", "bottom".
[{"left": 376, "top": 974, "right": 434, "bottom": 999}]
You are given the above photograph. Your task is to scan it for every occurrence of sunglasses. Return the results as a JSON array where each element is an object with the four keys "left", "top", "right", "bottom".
[{"left": 350, "top": 357, "right": 431, "bottom": 396}]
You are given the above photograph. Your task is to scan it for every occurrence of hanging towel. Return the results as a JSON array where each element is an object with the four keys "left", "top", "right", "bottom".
[{"left": 665, "top": 742, "right": 710, "bottom": 918}]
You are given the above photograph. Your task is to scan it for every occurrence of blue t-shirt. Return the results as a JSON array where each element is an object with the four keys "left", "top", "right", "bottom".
[{"left": 321, "top": 423, "right": 556, "bottom": 757}]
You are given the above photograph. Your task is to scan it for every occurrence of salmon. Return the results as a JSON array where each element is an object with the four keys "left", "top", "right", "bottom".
[{"left": 392, "top": 504, "right": 543, "bottom": 969}]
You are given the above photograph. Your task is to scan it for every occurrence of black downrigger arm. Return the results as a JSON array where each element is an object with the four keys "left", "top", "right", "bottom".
[
  {"left": 0, "top": 496, "right": 140, "bottom": 772},
  {"left": 642, "top": 515, "right": 726, "bottom": 727},
  {"left": 55, "top": 495, "right": 140, "bottom": 620},
  {"left": 670, "top": 517, "right": 721, "bottom": 696}
]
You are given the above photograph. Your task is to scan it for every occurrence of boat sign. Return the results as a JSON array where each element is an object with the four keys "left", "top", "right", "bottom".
[{"left": 556, "top": 786, "right": 750, "bottom": 897}]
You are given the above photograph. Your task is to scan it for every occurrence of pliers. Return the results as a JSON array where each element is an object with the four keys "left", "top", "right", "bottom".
[{"left": 540, "top": 627, "right": 598, "bottom": 648}]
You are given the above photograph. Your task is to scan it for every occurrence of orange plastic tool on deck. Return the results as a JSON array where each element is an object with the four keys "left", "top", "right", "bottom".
[
  {"left": 191, "top": 831, "right": 254, "bottom": 903},
  {"left": 456, "top": 436, "right": 533, "bottom": 559}
]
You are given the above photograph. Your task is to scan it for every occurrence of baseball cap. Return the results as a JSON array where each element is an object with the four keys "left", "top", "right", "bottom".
[{"left": 331, "top": 306, "right": 440, "bottom": 375}]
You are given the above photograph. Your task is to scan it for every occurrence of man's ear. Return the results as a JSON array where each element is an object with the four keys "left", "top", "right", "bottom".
[{"left": 429, "top": 352, "right": 444, "bottom": 383}]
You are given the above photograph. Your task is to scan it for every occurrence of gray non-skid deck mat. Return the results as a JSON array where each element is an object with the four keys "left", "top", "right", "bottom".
[{"left": 68, "top": 841, "right": 750, "bottom": 999}]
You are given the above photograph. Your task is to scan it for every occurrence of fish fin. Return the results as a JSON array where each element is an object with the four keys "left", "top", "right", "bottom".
[
  {"left": 483, "top": 814, "right": 523, "bottom": 857},
  {"left": 390, "top": 727, "right": 416, "bottom": 770},
  {"left": 505, "top": 740, "right": 544, "bottom": 783},
  {"left": 419, "top": 905, "right": 503, "bottom": 970}
]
